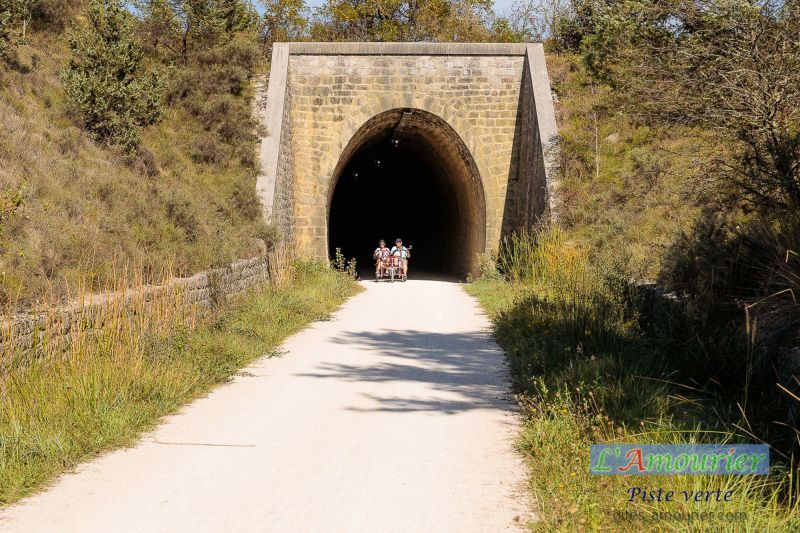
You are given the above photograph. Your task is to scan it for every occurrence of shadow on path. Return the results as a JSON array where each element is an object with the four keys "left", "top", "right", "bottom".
[{"left": 296, "top": 329, "right": 515, "bottom": 415}]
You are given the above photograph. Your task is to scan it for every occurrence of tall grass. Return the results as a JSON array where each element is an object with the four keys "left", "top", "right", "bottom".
[
  {"left": 0, "top": 260, "right": 360, "bottom": 504},
  {"left": 0, "top": 30, "right": 269, "bottom": 309},
  {"left": 468, "top": 229, "right": 800, "bottom": 531}
]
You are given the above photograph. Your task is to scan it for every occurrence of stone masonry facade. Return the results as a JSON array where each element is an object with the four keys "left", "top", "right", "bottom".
[{"left": 257, "top": 43, "right": 559, "bottom": 266}]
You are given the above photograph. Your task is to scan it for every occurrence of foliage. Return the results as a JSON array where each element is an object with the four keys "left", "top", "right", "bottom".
[
  {"left": 61, "top": 0, "right": 164, "bottom": 153},
  {"left": 0, "top": 261, "right": 361, "bottom": 504},
  {"left": 661, "top": 212, "right": 800, "bottom": 420},
  {"left": 0, "top": 0, "right": 34, "bottom": 64},
  {"left": 0, "top": 29, "right": 268, "bottom": 307},
  {"left": 331, "top": 247, "right": 358, "bottom": 279},
  {"left": 468, "top": 231, "right": 800, "bottom": 531},
  {"left": 0, "top": 184, "right": 25, "bottom": 234},
  {"left": 575, "top": 0, "right": 800, "bottom": 213},
  {"left": 134, "top": 0, "right": 258, "bottom": 61},
  {"left": 500, "top": 0, "right": 572, "bottom": 43},
  {"left": 167, "top": 34, "right": 262, "bottom": 167},
  {"left": 0, "top": 0, "right": 267, "bottom": 307},
  {"left": 551, "top": 2, "right": 800, "bottom": 458},
  {"left": 544, "top": 53, "right": 705, "bottom": 280},
  {"left": 259, "top": 0, "right": 308, "bottom": 52},
  {"left": 310, "top": 0, "right": 496, "bottom": 41},
  {"left": 135, "top": 0, "right": 262, "bottom": 167}
]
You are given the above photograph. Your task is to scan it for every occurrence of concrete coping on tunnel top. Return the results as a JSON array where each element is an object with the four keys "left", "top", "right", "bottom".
[
  {"left": 257, "top": 41, "right": 559, "bottom": 235},
  {"left": 284, "top": 42, "right": 530, "bottom": 56}
]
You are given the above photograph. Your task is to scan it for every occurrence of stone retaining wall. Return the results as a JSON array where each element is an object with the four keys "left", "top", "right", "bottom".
[{"left": 1, "top": 255, "right": 274, "bottom": 354}]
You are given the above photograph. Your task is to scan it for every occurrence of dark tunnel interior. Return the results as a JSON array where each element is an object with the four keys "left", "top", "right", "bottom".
[{"left": 327, "top": 109, "right": 485, "bottom": 278}]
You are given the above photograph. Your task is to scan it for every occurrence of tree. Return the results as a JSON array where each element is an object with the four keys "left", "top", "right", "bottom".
[
  {"left": 133, "top": 0, "right": 183, "bottom": 59},
  {"left": 310, "top": 0, "right": 495, "bottom": 42},
  {"left": 135, "top": 1, "right": 263, "bottom": 166},
  {"left": 0, "top": 0, "right": 34, "bottom": 64},
  {"left": 259, "top": 0, "right": 308, "bottom": 52},
  {"left": 135, "top": 0, "right": 257, "bottom": 61},
  {"left": 62, "top": 0, "right": 164, "bottom": 153},
  {"left": 579, "top": 0, "right": 800, "bottom": 212},
  {"left": 502, "top": 0, "right": 572, "bottom": 42}
]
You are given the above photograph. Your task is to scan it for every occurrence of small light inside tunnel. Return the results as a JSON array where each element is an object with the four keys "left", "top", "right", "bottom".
[{"left": 375, "top": 160, "right": 381, "bottom": 167}]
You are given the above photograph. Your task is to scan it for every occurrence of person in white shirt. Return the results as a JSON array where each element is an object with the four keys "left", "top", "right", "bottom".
[{"left": 390, "top": 238, "right": 411, "bottom": 279}]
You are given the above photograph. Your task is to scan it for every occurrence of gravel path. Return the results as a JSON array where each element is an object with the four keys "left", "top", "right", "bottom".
[{"left": 0, "top": 280, "right": 531, "bottom": 533}]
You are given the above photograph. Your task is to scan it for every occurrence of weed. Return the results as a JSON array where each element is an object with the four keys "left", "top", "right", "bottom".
[
  {"left": 0, "top": 260, "right": 360, "bottom": 504},
  {"left": 467, "top": 230, "right": 800, "bottom": 531},
  {"left": 331, "top": 248, "right": 358, "bottom": 279}
]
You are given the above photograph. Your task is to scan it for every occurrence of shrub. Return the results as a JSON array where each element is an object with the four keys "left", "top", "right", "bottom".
[
  {"left": 31, "top": 0, "right": 82, "bottom": 28},
  {"left": 0, "top": 0, "right": 38, "bottom": 66},
  {"left": 166, "top": 35, "right": 261, "bottom": 167},
  {"left": 0, "top": 6, "right": 13, "bottom": 64},
  {"left": 165, "top": 195, "right": 201, "bottom": 244},
  {"left": 331, "top": 248, "right": 357, "bottom": 279},
  {"left": 190, "top": 133, "right": 221, "bottom": 164},
  {"left": 61, "top": 0, "right": 164, "bottom": 153},
  {"left": 468, "top": 230, "right": 800, "bottom": 530},
  {"left": 131, "top": 146, "right": 160, "bottom": 178},
  {"left": 660, "top": 213, "right": 800, "bottom": 451}
]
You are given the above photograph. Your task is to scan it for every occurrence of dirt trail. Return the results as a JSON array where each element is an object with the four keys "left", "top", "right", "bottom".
[{"left": 0, "top": 280, "right": 531, "bottom": 533}]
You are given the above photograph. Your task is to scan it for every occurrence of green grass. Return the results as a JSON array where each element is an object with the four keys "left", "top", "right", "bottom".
[
  {"left": 467, "top": 231, "right": 800, "bottom": 532},
  {"left": 0, "top": 261, "right": 361, "bottom": 505}
]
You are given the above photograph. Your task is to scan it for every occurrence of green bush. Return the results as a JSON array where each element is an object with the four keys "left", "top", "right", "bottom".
[
  {"left": 0, "top": 7, "right": 12, "bottom": 64},
  {"left": 468, "top": 231, "right": 800, "bottom": 530},
  {"left": 0, "top": 0, "right": 39, "bottom": 66},
  {"left": 166, "top": 35, "right": 261, "bottom": 167},
  {"left": 61, "top": 0, "right": 164, "bottom": 153}
]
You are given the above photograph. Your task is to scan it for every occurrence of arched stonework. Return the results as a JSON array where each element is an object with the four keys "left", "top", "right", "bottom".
[
  {"left": 329, "top": 108, "right": 486, "bottom": 275},
  {"left": 257, "top": 42, "right": 559, "bottom": 276}
]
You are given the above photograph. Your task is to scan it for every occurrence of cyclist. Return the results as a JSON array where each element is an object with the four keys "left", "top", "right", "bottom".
[
  {"left": 373, "top": 240, "right": 391, "bottom": 279},
  {"left": 390, "top": 238, "right": 411, "bottom": 280}
]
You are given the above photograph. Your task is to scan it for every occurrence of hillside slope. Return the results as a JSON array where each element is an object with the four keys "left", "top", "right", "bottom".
[
  {"left": 547, "top": 53, "right": 710, "bottom": 280},
  {"left": 0, "top": 31, "right": 269, "bottom": 309}
]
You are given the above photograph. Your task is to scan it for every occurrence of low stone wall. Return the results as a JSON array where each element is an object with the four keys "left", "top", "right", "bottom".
[
  {"left": 632, "top": 281, "right": 695, "bottom": 339},
  {"left": 1, "top": 255, "right": 274, "bottom": 354},
  {"left": 632, "top": 281, "right": 800, "bottom": 422}
]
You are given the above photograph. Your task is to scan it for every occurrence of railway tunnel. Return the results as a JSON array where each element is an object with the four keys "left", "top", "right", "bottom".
[
  {"left": 257, "top": 43, "right": 559, "bottom": 278},
  {"left": 327, "top": 109, "right": 486, "bottom": 278}
]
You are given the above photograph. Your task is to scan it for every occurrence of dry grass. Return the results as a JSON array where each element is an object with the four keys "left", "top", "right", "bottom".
[
  {"left": 546, "top": 53, "right": 719, "bottom": 281},
  {"left": 0, "top": 260, "right": 360, "bottom": 505},
  {"left": 0, "top": 31, "right": 269, "bottom": 309},
  {"left": 468, "top": 230, "right": 800, "bottom": 532}
]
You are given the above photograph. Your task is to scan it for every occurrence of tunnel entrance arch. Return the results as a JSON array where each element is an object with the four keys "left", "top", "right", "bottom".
[
  {"left": 257, "top": 43, "right": 560, "bottom": 268},
  {"left": 327, "top": 109, "right": 486, "bottom": 277}
]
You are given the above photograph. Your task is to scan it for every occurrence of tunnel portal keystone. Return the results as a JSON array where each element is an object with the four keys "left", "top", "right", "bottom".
[{"left": 257, "top": 42, "right": 559, "bottom": 275}]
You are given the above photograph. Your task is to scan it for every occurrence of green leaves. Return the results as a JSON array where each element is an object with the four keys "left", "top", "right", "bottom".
[
  {"left": 260, "top": 0, "right": 308, "bottom": 51},
  {"left": 310, "top": 0, "right": 496, "bottom": 42},
  {"left": 61, "top": 0, "right": 165, "bottom": 154},
  {"left": 574, "top": 0, "right": 800, "bottom": 212},
  {"left": 0, "top": 0, "right": 34, "bottom": 64}
]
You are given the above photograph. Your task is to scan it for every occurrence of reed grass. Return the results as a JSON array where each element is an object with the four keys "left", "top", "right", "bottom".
[
  {"left": 0, "top": 260, "right": 360, "bottom": 505},
  {"left": 468, "top": 229, "right": 800, "bottom": 532}
]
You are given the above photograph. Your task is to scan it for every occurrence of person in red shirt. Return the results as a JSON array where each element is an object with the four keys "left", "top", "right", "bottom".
[{"left": 373, "top": 240, "right": 391, "bottom": 279}]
